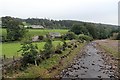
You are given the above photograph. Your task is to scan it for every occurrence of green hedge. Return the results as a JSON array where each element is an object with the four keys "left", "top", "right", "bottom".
[{"left": 79, "top": 34, "right": 93, "bottom": 42}]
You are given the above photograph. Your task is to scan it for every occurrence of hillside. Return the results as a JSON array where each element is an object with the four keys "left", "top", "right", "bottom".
[{"left": 2, "top": 16, "right": 118, "bottom": 29}]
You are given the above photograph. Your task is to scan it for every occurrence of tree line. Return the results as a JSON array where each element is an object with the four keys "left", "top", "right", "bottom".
[
  {"left": 1, "top": 16, "right": 119, "bottom": 41},
  {"left": 2, "top": 16, "right": 117, "bottom": 29}
]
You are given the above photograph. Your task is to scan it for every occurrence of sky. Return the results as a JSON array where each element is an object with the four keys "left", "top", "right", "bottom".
[{"left": 0, "top": 0, "right": 119, "bottom": 25}]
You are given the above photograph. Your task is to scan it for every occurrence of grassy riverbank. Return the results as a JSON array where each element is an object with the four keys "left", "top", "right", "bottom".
[
  {"left": 95, "top": 40, "right": 119, "bottom": 58},
  {"left": 6, "top": 42, "right": 86, "bottom": 78},
  {"left": 1, "top": 40, "right": 71, "bottom": 58}
]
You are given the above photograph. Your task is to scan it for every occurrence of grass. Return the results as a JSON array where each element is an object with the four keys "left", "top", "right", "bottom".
[
  {"left": 0, "top": 28, "right": 6, "bottom": 36},
  {"left": 1, "top": 28, "right": 68, "bottom": 58},
  {"left": 1, "top": 41, "right": 70, "bottom": 58},
  {"left": 27, "top": 29, "right": 68, "bottom": 37},
  {"left": 99, "top": 44, "right": 119, "bottom": 58},
  {"left": 95, "top": 40, "right": 119, "bottom": 58},
  {"left": 1, "top": 42, "right": 21, "bottom": 58},
  {"left": 1, "top": 28, "right": 68, "bottom": 37}
]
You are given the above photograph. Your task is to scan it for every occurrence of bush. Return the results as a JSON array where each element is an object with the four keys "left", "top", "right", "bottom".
[
  {"left": 117, "top": 32, "right": 120, "bottom": 40},
  {"left": 38, "top": 35, "right": 44, "bottom": 41},
  {"left": 55, "top": 43, "right": 62, "bottom": 54},
  {"left": 18, "top": 41, "right": 39, "bottom": 66},
  {"left": 79, "top": 34, "right": 93, "bottom": 42},
  {"left": 62, "top": 32, "right": 76, "bottom": 40},
  {"left": 62, "top": 41, "right": 67, "bottom": 51},
  {"left": 43, "top": 39, "right": 53, "bottom": 59},
  {"left": 68, "top": 44, "right": 72, "bottom": 48}
]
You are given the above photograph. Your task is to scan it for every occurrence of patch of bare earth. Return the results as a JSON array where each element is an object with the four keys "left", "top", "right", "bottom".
[
  {"left": 94, "top": 39, "right": 118, "bottom": 58},
  {"left": 94, "top": 39, "right": 120, "bottom": 78}
]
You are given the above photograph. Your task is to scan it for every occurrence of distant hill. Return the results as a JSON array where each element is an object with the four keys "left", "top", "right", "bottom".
[{"left": 1, "top": 16, "right": 118, "bottom": 29}]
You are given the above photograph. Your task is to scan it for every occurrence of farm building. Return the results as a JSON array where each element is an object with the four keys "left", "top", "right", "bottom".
[
  {"left": 49, "top": 32, "right": 61, "bottom": 38},
  {"left": 32, "top": 36, "right": 39, "bottom": 42},
  {"left": 32, "top": 35, "right": 44, "bottom": 42},
  {"left": 30, "top": 25, "right": 44, "bottom": 29}
]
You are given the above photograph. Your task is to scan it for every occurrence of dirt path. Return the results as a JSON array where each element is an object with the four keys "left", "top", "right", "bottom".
[{"left": 59, "top": 42, "right": 117, "bottom": 78}]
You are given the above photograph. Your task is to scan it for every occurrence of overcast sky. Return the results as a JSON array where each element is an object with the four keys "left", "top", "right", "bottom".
[{"left": 0, "top": 0, "right": 119, "bottom": 25}]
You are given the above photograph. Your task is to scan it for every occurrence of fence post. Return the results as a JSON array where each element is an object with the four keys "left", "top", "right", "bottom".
[
  {"left": 13, "top": 56, "right": 15, "bottom": 61},
  {"left": 3, "top": 54, "right": 6, "bottom": 60}
]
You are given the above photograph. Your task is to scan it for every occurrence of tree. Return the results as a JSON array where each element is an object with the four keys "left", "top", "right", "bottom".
[
  {"left": 70, "top": 24, "right": 89, "bottom": 35},
  {"left": 3, "top": 16, "right": 26, "bottom": 41},
  {"left": 62, "top": 32, "right": 76, "bottom": 40},
  {"left": 18, "top": 40, "right": 39, "bottom": 66},
  {"left": 117, "top": 31, "right": 120, "bottom": 40},
  {"left": 84, "top": 23, "right": 98, "bottom": 39},
  {"left": 55, "top": 43, "right": 62, "bottom": 54},
  {"left": 79, "top": 34, "right": 93, "bottom": 42},
  {"left": 43, "top": 39, "right": 53, "bottom": 58},
  {"left": 97, "top": 26, "right": 109, "bottom": 39}
]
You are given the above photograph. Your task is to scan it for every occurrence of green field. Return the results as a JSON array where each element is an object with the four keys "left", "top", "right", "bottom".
[
  {"left": 0, "top": 28, "right": 68, "bottom": 58},
  {"left": 14, "top": 43, "right": 86, "bottom": 78},
  {"left": 1, "top": 28, "right": 68, "bottom": 37},
  {"left": 1, "top": 41, "right": 68, "bottom": 58}
]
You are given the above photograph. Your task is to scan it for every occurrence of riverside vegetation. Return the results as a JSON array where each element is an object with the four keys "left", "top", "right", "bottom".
[{"left": 1, "top": 16, "right": 120, "bottom": 78}]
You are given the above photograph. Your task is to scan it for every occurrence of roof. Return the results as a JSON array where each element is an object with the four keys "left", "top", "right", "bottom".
[
  {"left": 31, "top": 25, "right": 44, "bottom": 28},
  {"left": 32, "top": 36, "right": 39, "bottom": 42},
  {"left": 49, "top": 32, "right": 61, "bottom": 37}
]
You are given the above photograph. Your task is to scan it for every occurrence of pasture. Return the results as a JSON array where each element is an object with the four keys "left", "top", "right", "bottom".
[
  {"left": 0, "top": 41, "right": 68, "bottom": 58},
  {"left": 1, "top": 28, "right": 68, "bottom": 37},
  {"left": 1, "top": 28, "right": 68, "bottom": 58}
]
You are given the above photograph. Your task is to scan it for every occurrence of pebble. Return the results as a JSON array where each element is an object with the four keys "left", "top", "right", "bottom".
[
  {"left": 92, "top": 63, "right": 95, "bottom": 65},
  {"left": 59, "top": 42, "right": 117, "bottom": 78},
  {"left": 97, "top": 76, "right": 101, "bottom": 78}
]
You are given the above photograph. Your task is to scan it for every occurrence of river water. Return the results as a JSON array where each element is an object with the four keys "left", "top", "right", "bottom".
[{"left": 59, "top": 42, "right": 116, "bottom": 79}]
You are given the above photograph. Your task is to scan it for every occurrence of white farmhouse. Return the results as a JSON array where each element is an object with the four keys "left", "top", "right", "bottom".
[
  {"left": 49, "top": 32, "right": 61, "bottom": 38},
  {"left": 31, "top": 25, "right": 44, "bottom": 29}
]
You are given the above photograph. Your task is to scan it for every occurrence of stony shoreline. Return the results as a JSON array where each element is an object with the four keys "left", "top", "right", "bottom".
[{"left": 57, "top": 42, "right": 119, "bottom": 79}]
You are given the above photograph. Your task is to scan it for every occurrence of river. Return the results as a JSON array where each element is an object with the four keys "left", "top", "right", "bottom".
[{"left": 59, "top": 42, "right": 117, "bottom": 79}]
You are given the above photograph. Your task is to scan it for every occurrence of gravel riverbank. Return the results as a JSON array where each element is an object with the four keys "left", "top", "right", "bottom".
[{"left": 58, "top": 42, "right": 118, "bottom": 79}]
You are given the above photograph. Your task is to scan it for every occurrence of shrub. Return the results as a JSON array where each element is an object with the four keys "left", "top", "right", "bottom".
[
  {"left": 79, "top": 34, "right": 93, "bottom": 42},
  {"left": 18, "top": 41, "right": 39, "bottom": 66},
  {"left": 68, "top": 44, "right": 72, "bottom": 48},
  {"left": 62, "top": 41, "right": 67, "bottom": 51},
  {"left": 62, "top": 32, "right": 76, "bottom": 40},
  {"left": 38, "top": 35, "right": 44, "bottom": 41},
  {"left": 1, "top": 36, "right": 5, "bottom": 42},
  {"left": 55, "top": 43, "right": 62, "bottom": 54},
  {"left": 43, "top": 39, "right": 53, "bottom": 59},
  {"left": 117, "top": 31, "right": 120, "bottom": 40}
]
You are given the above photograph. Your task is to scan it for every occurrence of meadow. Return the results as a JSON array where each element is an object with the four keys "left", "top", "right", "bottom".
[
  {"left": 1, "top": 40, "right": 70, "bottom": 58},
  {"left": 1, "top": 28, "right": 69, "bottom": 58},
  {"left": 1, "top": 28, "right": 68, "bottom": 37}
]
